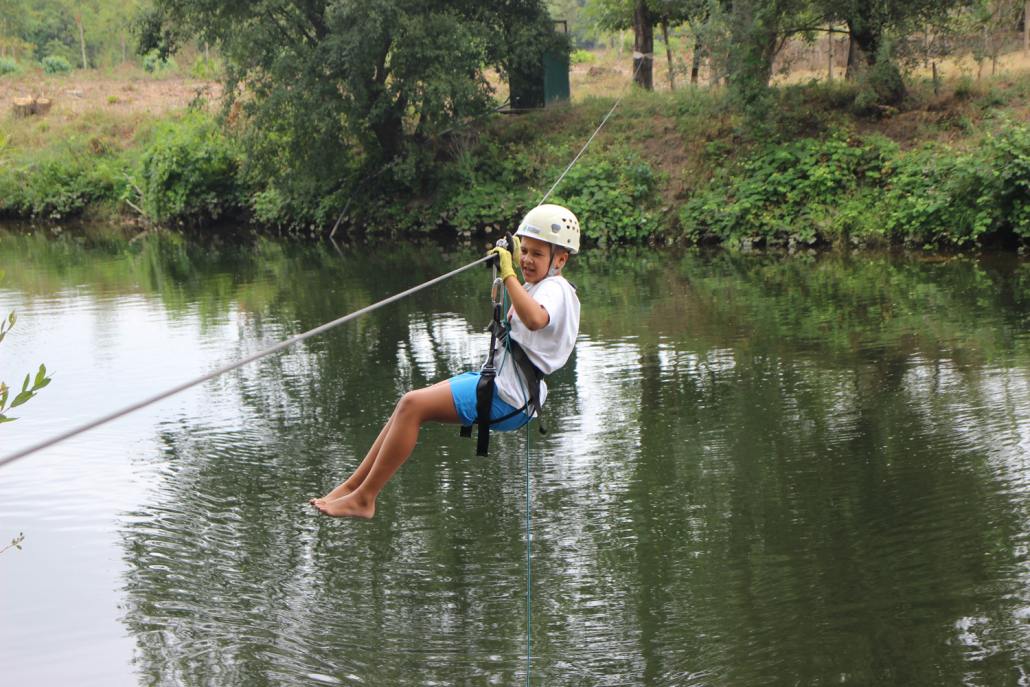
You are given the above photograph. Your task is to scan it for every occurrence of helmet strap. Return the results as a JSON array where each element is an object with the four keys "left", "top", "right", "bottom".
[{"left": 547, "top": 244, "right": 560, "bottom": 277}]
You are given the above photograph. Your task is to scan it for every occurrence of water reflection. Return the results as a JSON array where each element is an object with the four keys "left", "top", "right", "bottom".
[{"left": 1, "top": 230, "right": 1028, "bottom": 685}]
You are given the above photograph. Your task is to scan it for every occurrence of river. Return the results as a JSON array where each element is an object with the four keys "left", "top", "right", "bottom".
[{"left": 1, "top": 228, "right": 1028, "bottom": 685}]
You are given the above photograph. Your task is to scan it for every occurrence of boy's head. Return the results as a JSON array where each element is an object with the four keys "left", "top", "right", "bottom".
[{"left": 514, "top": 204, "right": 579, "bottom": 282}]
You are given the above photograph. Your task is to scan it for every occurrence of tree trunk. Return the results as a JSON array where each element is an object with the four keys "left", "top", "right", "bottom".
[
  {"left": 633, "top": 0, "right": 654, "bottom": 90},
  {"left": 827, "top": 25, "right": 833, "bottom": 81},
  {"left": 690, "top": 33, "right": 702, "bottom": 85},
  {"left": 76, "top": 16, "right": 88, "bottom": 70},
  {"left": 932, "top": 61, "right": 939, "bottom": 95},
  {"left": 1025, "top": 1, "right": 1029, "bottom": 53},
  {"left": 662, "top": 21, "right": 674, "bottom": 90}
]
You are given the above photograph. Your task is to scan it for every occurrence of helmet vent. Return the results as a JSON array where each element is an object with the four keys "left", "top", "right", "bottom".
[{"left": 551, "top": 223, "right": 561, "bottom": 233}]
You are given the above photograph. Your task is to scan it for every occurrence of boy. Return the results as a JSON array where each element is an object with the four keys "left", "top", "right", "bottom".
[{"left": 311, "top": 204, "right": 582, "bottom": 519}]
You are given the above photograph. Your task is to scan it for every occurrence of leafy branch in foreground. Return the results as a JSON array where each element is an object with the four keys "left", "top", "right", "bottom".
[
  {"left": 0, "top": 532, "right": 25, "bottom": 556},
  {"left": 0, "top": 271, "right": 52, "bottom": 423}
]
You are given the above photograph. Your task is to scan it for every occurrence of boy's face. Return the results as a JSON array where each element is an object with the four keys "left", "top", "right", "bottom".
[{"left": 519, "top": 236, "right": 567, "bottom": 283}]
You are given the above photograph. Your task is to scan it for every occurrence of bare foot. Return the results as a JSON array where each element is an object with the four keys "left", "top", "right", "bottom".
[
  {"left": 314, "top": 492, "right": 376, "bottom": 519},
  {"left": 308, "top": 483, "right": 354, "bottom": 506}
]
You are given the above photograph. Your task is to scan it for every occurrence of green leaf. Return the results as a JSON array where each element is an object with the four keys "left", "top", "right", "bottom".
[
  {"left": 0, "top": 414, "right": 15, "bottom": 423},
  {"left": 10, "top": 390, "right": 34, "bottom": 409},
  {"left": 33, "top": 364, "right": 47, "bottom": 388},
  {"left": 21, "top": 373, "right": 30, "bottom": 393}
]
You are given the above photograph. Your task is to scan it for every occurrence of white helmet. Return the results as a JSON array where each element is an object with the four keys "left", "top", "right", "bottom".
[{"left": 515, "top": 204, "right": 580, "bottom": 254}]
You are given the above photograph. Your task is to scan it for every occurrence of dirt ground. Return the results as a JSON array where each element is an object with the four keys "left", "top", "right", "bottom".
[{"left": 1, "top": 69, "right": 221, "bottom": 118}]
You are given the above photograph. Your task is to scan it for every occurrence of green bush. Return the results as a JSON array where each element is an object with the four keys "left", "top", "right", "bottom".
[
  {"left": 547, "top": 151, "right": 663, "bottom": 245},
  {"left": 882, "top": 124, "right": 1030, "bottom": 247},
  {"left": 143, "top": 50, "right": 177, "bottom": 74},
  {"left": 0, "top": 57, "right": 19, "bottom": 76},
  {"left": 0, "top": 149, "right": 129, "bottom": 220},
  {"left": 41, "top": 55, "right": 72, "bottom": 75},
  {"left": 190, "top": 56, "right": 220, "bottom": 79},
  {"left": 680, "top": 123, "right": 1030, "bottom": 249},
  {"left": 137, "top": 113, "right": 243, "bottom": 225},
  {"left": 570, "top": 49, "right": 596, "bottom": 65},
  {"left": 680, "top": 132, "right": 896, "bottom": 247}
]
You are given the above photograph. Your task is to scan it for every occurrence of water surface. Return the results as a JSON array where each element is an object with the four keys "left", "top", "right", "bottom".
[{"left": 1, "top": 230, "right": 1028, "bottom": 685}]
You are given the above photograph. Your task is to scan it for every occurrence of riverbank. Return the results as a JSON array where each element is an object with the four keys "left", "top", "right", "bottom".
[{"left": 2, "top": 59, "right": 1029, "bottom": 250}]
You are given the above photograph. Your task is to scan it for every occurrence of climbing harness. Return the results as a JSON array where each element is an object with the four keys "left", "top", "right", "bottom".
[{"left": 459, "top": 246, "right": 548, "bottom": 456}]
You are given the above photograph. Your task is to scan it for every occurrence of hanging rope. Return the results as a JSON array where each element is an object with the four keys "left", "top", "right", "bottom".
[
  {"left": 0, "top": 254, "right": 494, "bottom": 471},
  {"left": 520, "top": 54, "right": 649, "bottom": 686}
]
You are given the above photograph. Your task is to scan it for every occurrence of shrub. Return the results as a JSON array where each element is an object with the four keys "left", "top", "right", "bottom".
[
  {"left": 547, "top": 151, "right": 663, "bottom": 245},
  {"left": 0, "top": 57, "right": 19, "bottom": 76},
  {"left": 0, "top": 150, "right": 129, "bottom": 220},
  {"left": 882, "top": 123, "right": 1030, "bottom": 247},
  {"left": 570, "top": 49, "right": 596, "bottom": 65},
  {"left": 137, "top": 113, "right": 243, "bottom": 225},
  {"left": 143, "top": 50, "right": 177, "bottom": 74},
  {"left": 679, "top": 132, "right": 897, "bottom": 247},
  {"left": 42, "top": 55, "right": 72, "bottom": 75},
  {"left": 190, "top": 56, "right": 220, "bottom": 79}
]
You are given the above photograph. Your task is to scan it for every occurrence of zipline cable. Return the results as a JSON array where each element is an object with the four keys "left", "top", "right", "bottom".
[{"left": 0, "top": 254, "right": 494, "bottom": 471}]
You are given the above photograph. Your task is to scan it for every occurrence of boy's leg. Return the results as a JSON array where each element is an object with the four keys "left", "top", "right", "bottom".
[
  {"left": 312, "top": 380, "right": 454, "bottom": 504},
  {"left": 314, "top": 381, "right": 460, "bottom": 518},
  {"left": 311, "top": 414, "right": 395, "bottom": 504}
]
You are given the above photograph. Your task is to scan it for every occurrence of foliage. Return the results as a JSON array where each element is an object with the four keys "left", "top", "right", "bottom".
[
  {"left": 570, "top": 48, "right": 597, "bottom": 64},
  {"left": 680, "top": 121, "right": 1030, "bottom": 249},
  {"left": 0, "top": 533, "right": 25, "bottom": 556},
  {"left": 882, "top": 123, "right": 1030, "bottom": 247},
  {"left": 857, "top": 41, "right": 907, "bottom": 110},
  {"left": 142, "top": 49, "right": 177, "bottom": 74},
  {"left": 0, "top": 271, "right": 52, "bottom": 424},
  {"left": 680, "top": 131, "right": 896, "bottom": 247},
  {"left": 41, "top": 54, "right": 72, "bottom": 74},
  {"left": 0, "top": 145, "right": 130, "bottom": 220},
  {"left": 547, "top": 150, "right": 663, "bottom": 244},
  {"left": 140, "top": 0, "right": 565, "bottom": 211},
  {"left": 0, "top": 57, "right": 19, "bottom": 75},
  {"left": 136, "top": 113, "right": 244, "bottom": 226}
]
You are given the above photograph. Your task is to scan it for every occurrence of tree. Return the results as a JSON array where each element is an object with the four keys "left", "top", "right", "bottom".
[
  {"left": 808, "top": 0, "right": 963, "bottom": 78},
  {"left": 723, "top": 0, "right": 810, "bottom": 115},
  {"left": 587, "top": 0, "right": 702, "bottom": 90},
  {"left": 140, "top": 0, "right": 563, "bottom": 219}
]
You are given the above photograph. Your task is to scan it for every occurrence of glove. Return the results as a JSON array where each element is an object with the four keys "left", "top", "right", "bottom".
[{"left": 489, "top": 235, "right": 521, "bottom": 282}]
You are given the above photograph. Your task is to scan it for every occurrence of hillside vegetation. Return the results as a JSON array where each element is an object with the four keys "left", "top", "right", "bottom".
[{"left": 2, "top": 50, "right": 1030, "bottom": 251}]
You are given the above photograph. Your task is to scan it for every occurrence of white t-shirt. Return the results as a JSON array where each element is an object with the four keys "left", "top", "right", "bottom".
[{"left": 493, "top": 275, "right": 580, "bottom": 410}]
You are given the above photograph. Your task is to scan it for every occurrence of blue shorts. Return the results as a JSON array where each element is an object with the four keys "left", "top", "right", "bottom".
[{"left": 449, "top": 371, "right": 531, "bottom": 432}]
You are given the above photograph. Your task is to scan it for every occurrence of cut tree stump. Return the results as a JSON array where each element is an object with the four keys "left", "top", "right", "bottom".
[
  {"left": 12, "top": 96, "right": 34, "bottom": 117},
  {"left": 12, "top": 96, "right": 52, "bottom": 117}
]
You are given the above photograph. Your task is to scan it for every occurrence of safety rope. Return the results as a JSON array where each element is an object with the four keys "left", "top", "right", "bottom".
[
  {"left": 520, "top": 54, "right": 648, "bottom": 686},
  {"left": 0, "top": 254, "right": 494, "bottom": 471}
]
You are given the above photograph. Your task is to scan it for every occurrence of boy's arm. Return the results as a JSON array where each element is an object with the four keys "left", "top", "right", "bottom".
[{"left": 502, "top": 275, "right": 549, "bottom": 331}]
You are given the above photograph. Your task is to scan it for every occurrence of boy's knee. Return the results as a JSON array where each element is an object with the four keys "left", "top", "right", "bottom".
[{"left": 395, "top": 390, "right": 423, "bottom": 418}]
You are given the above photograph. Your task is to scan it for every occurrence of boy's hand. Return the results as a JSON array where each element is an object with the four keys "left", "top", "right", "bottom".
[{"left": 489, "top": 235, "right": 521, "bottom": 282}]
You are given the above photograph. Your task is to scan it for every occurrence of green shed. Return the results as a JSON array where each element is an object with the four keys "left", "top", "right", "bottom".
[{"left": 509, "top": 21, "right": 570, "bottom": 110}]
